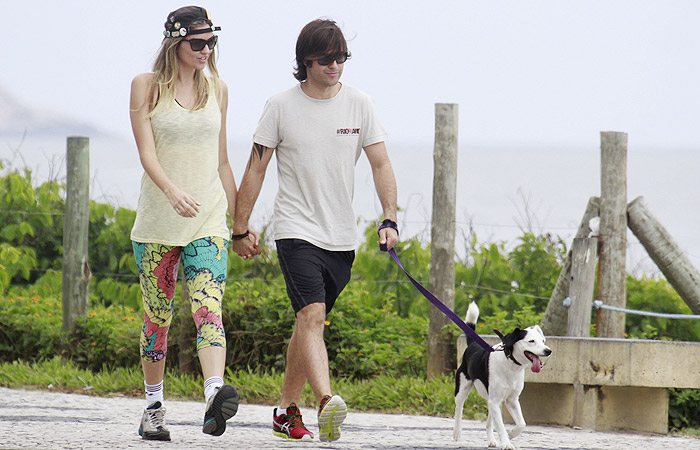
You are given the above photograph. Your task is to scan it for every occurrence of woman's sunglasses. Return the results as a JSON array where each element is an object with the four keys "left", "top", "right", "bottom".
[
  {"left": 315, "top": 51, "right": 351, "bottom": 66},
  {"left": 182, "top": 35, "right": 218, "bottom": 52}
]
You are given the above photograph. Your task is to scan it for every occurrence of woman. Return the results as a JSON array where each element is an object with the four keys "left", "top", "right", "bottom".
[{"left": 129, "top": 5, "right": 254, "bottom": 441}]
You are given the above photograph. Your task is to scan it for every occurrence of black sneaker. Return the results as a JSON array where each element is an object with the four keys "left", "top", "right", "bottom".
[
  {"left": 138, "top": 401, "right": 171, "bottom": 441},
  {"left": 202, "top": 384, "right": 239, "bottom": 436}
]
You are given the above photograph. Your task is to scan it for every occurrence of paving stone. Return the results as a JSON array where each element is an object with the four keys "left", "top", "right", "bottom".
[{"left": 0, "top": 387, "right": 697, "bottom": 450}]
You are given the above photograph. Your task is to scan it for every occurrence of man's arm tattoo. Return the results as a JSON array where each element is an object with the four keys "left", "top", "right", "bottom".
[
  {"left": 247, "top": 143, "right": 268, "bottom": 171},
  {"left": 253, "top": 143, "right": 265, "bottom": 160}
]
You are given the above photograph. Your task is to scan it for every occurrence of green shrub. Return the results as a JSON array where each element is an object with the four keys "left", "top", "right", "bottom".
[
  {"left": 0, "top": 288, "right": 63, "bottom": 361},
  {"left": 626, "top": 276, "right": 700, "bottom": 341},
  {"left": 223, "top": 279, "right": 295, "bottom": 372},
  {"left": 670, "top": 388, "right": 700, "bottom": 429},
  {"left": 221, "top": 278, "right": 429, "bottom": 379},
  {"left": 68, "top": 305, "right": 142, "bottom": 371},
  {"left": 325, "top": 284, "right": 428, "bottom": 379},
  {"left": 0, "top": 288, "right": 141, "bottom": 370}
]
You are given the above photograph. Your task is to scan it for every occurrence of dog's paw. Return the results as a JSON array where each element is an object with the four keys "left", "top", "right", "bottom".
[
  {"left": 453, "top": 429, "right": 461, "bottom": 441},
  {"left": 488, "top": 441, "right": 498, "bottom": 448},
  {"left": 499, "top": 443, "right": 515, "bottom": 450}
]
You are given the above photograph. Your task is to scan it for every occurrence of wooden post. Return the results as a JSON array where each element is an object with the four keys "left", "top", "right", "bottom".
[
  {"left": 62, "top": 136, "right": 91, "bottom": 333},
  {"left": 568, "top": 238, "right": 598, "bottom": 429},
  {"left": 628, "top": 196, "right": 700, "bottom": 314},
  {"left": 541, "top": 197, "right": 600, "bottom": 335},
  {"left": 597, "top": 131, "right": 627, "bottom": 338},
  {"left": 567, "top": 238, "right": 598, "bottom": 337},
  {"left": 428, "top": 103, "right": 458, "bottom": 378}
]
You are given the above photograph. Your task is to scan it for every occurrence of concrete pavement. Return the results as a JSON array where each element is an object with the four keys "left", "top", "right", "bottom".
[{"left": 0, "top": 387, "right": 698, "bottom": 449}]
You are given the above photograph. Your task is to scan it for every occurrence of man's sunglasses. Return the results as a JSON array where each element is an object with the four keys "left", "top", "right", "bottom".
[
  {"left": 182, "top": 35, "right": 218, "bottom": 52},
  {"left": 315, "top": 51, "right": 351, "bottom": 66}
]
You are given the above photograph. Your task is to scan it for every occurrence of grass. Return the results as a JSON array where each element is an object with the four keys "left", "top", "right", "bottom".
[{"left": 0, "top": 357, "right": 487, "bottom": 420}]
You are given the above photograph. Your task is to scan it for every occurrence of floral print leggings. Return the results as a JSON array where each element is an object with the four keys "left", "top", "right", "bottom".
[{"left": 132, "top": 237, "right": 228, "bottom": 363}]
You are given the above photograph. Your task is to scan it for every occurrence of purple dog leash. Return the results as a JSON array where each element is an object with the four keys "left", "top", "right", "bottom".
[{"left": 377, "top": 220, "right": 494, "bottom": 353}]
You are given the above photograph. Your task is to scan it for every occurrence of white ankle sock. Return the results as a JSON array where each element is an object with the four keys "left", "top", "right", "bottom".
[
  {"left": 204, "top": 376, "right": 224, "bottom": 403},
  {"left": 145, "top": 380, "right": 164, "bottom": 407}
]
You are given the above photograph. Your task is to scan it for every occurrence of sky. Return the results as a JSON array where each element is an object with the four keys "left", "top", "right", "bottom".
[{"left": 2, "top": 0, "right": 699, "bottom": 275}]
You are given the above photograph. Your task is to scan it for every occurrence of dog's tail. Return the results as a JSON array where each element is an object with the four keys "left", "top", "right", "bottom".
[{"left": 465, "top": 301, "right": 479, "bottom": 344}]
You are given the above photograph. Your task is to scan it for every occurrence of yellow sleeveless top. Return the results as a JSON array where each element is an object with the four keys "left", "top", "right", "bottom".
[{"left": 130, "top": 78, "right": 229, "bottom": 246}]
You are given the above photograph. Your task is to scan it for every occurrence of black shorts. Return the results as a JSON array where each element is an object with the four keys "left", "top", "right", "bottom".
[{"left": 275, "top": 239, "right": 355, "bottom": 315}]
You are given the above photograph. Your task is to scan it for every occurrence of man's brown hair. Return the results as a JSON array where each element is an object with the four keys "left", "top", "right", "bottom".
[{"left": 294, "top": 19, "right": 348, "bottom": 82}]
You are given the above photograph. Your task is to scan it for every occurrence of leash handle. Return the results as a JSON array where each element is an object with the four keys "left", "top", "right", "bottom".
[
  {"left": 386, "top": 248, "right": 494, "bottom": 353},
  {"left": 377, "top": 219, "right": 398, "bottom": 252}
]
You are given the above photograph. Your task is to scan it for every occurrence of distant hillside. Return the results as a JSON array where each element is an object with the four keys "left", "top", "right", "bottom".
[{"left": 0, "top": 85, "right": 103, "bottom": 138}]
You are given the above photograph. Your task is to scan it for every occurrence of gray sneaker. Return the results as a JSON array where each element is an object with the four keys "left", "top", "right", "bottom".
[
  {"left": 318, "top": 395, "right": 347, "bottom": 442},
  {"left": 202, "top": 384, "right": 239, "bottom": 436},
  {"left": 138, "top": 401, "right": 171, "bottom": 441}
]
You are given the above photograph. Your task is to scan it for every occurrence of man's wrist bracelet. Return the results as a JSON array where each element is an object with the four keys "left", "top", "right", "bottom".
[
  {"left": 377, "top": 219, "right": 399, "bottom": 235},
  {"left": 231, "top": 230, "right": 250, "bottom": 241}
]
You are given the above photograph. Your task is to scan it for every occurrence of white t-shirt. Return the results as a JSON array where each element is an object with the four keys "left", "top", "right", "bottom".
[{"left": 253, "top": 83, "right": 387, "bottom": 251}]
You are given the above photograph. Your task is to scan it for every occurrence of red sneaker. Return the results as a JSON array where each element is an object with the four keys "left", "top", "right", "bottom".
[{"left": 272, "top": 403, "right": 314, "bottom": 441}]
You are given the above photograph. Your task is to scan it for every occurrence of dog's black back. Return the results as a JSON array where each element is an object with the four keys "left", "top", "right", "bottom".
[
  {"left": 455, "top": 316, "right": 492, "bottom": 395},
  {"left": 456, "top": 340, "right": 490, "bottom": 395}
]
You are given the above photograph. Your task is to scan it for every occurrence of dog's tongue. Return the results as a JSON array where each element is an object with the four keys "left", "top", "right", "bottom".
[{"left": 531, "top": 355, "right": 542, "bottom": 373}]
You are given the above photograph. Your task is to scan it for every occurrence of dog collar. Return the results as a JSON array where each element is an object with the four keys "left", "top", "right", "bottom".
[
  {"left": 506, "top": 352, "right": 522, "bottom": 366},
  {"left": 493, "top": 328, "right": 522, "bottom": 365}
]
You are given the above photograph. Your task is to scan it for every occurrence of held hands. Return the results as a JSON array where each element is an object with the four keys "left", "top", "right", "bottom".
[
  {"left": 167, "top": 187, "right": 201, "bottom": 218},
  {"left": 231, "top": 229, "right": 262, "bottom": 260}
]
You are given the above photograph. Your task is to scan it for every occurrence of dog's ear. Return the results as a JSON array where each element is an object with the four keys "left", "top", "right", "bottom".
[
  {"left": 530, "top": 325, "right": 545, "bottom": 337},
  {"left": 500, "top": 328, "right": 526, "bottom": 365},
  {"left": 503, "top": 328, "right": 523, "bottom": 348}
]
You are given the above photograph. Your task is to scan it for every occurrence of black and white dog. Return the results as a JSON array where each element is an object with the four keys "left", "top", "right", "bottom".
[{"left": 453, "top": 302, "right": 551, "bottom": 450}]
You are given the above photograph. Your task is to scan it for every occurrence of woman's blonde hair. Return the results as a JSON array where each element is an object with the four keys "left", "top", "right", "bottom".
[{"left": 148, "top": 20, "right": 220, "bottom": 117}]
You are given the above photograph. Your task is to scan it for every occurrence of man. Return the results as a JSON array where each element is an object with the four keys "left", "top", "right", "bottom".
[{"left": 231, "top": 19, "right": 399, "bottom": 442}]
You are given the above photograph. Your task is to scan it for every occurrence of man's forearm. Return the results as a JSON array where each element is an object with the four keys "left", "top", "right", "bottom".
[{"left": 373, "top": 164, "right": 397, "bottom": 221}]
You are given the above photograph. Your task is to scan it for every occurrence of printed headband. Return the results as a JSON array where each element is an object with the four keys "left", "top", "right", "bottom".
[{"left": 163, "top": 6, "right": 221, "bottom": 38}]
